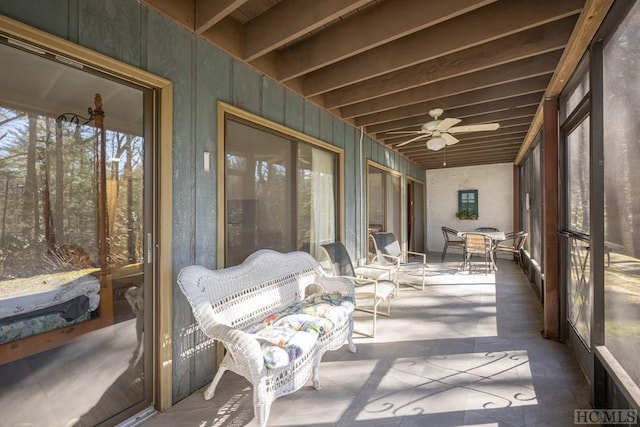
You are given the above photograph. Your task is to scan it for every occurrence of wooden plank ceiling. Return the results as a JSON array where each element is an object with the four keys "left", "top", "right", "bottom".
[{"left": 141, "top": 0, "right": 608, "bottom": 170}]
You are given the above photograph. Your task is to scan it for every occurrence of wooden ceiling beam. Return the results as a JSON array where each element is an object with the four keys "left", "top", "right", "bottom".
[
  {"left": 422, "top": 155, "right": 518, "bottom": 169},
  {"left": 404, "top": 140, "right": 524, "bottom": 158},
  {"left": 396, "top": 133, "right": 528, "bottom": 153},
  {"left": 304, "top": 0, "right": 583, "bottom": 96},
  {"left": 372, "top": 97, "right": 541, "bottom": 136},
  {"left": 139, "top": 0, "right": 195, "bottom": 31},
  {"left": 276, "top": 0, "right": 493, "bottom": 81},
  {"left": 324, "top": 16, "right": 576, "bottom": 109},
  {"left": 376, "top": 111, "right": 534, "bottom": 143},
  {"left": 515, "top": 0, "right": 615, "bottom": 164},
  {"left": 195, "top": 0, "right": 248, "bottom": 35},
  {"left": 420, "top": 151, "right": 518, "bottom": 166},
  {"left": 387, "top": 125, "right": 530, "bottom": 147},
  {"left": 200, "top": 17, "right": 245, "bottom": 59},
  {"left": 357, "top": 75, "right": 549, "bottom": 128},
  {"left": 410, "top": 145, "right": 523, "bottom": 162},
  {"left": 398, "top": 135, "right": 526, "bottom": 155},
  {"left": 243, "top": 0, "right": 371, "bottom": 61},
  {"left": 340, "top": 49, "right": 561, "bottom": 120},
  {"left": 420, "top": 150, "right": 519, "bottom": 162}
]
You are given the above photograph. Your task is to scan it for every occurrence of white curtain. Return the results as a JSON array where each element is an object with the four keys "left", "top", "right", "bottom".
[{"left": 310, "top": 147, "right": 335, "bottom": 257}]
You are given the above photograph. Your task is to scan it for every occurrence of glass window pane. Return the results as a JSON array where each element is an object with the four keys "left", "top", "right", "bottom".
[
  {"left": 368, "top": 167, "right": 384, "bottom": 233},
  {"left": 561, "top": 60, "right": 590, "bottom": 120},
  {"left": 367, "top": 164, "right": 402, "bottom": 258},
  {"left": 225, "top": 119, "right": 292, "bottom": 266},
  {"left": 224, "top": 116, "right": 338, "bottom": 266},
  {"left": 387, "top": 173, "right": 401, "bottom": 237},
  {"left": 367, "top": 165, "right": 401, "bottom": 236},
  {"left": 603, "top": 1, "right": 640, "bottom": 388}
]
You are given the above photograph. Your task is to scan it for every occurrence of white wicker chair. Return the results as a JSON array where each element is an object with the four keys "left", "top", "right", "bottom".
[{"left": 177, "top": 249, "right": 356, "bottom": 427}]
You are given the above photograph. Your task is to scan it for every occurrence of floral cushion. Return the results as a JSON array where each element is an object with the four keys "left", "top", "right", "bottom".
[{"left": 244, "top": 292, "right": 354, "bottom": 370}]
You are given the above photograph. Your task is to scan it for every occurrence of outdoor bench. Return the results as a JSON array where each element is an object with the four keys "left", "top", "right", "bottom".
[{"left": 177, "top": 249, "right": 356, "bottom": 427}]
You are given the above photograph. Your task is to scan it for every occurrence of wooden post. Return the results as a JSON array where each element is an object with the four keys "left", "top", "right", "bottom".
[
  {"left": 513, "top": 165, "right": 519, "bottom": 233},
  {"left": 94, "top": 94, "right": 113, "bottom": 325},
  {"left": 542, "top": 97, "right": 560, "bottom": 339}
]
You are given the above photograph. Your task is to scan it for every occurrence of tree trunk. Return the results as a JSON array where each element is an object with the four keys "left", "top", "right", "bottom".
[
  {"left": 54, "top": 118, "right": 65, "bottom": 244},
  {"left": 23, "top": 114, "right": 38, "bottom": 240}
]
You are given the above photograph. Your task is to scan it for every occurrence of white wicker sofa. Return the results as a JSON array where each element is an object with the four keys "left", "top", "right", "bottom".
[{"left": 177, "top": 249, "right": 356, "bottom": 427}]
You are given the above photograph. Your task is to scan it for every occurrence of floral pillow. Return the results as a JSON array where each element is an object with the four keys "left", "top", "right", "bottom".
[{"left": 244, "top": 292, "right": 354, "bottom": 369}]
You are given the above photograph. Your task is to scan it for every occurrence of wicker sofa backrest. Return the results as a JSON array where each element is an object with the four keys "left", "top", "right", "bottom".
[
  {"left": 177, "top": 249, "right": 356, "bottom": 427},
  {"left": 178, "top": 249, "right": 325, "bottom": 330}
]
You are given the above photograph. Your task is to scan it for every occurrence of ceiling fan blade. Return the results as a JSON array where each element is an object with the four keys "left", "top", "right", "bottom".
[
  {"left": 396, "top": 134, "right": 428, "bottom": 147},
  {"left": 448, "top": 123, "right": 500, "bottom": 133},
  {"left": 436, "top": 117, "right": 461, "bottom": 131},
  {"left": 422, "top": 119, "right": 441, "bottom": 132},
  {"left": 442, "top": 133, "right": 459, "bottom": 146},
  {"left": 386, "top": 130, "right": 423, "bottom": 135}
]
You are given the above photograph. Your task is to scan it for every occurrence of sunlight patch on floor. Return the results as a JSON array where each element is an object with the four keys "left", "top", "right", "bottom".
[{"left": 355, "top": 350, "right": 537, "bottom": 422}]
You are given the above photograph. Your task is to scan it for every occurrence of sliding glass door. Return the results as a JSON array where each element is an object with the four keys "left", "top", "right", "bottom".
[
  {"left": 0, "top": 36, "right": 155, "bottom": 425},
  {"left": 367, "top": 162, "right": 402, "bottom": 256}
]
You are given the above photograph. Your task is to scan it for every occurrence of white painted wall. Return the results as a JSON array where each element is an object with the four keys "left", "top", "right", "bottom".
[{"left": 426, "top": 163, "right": 513, "bottom": 254}]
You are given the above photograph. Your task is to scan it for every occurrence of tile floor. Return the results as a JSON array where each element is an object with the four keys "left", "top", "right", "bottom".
[{"left": 141, "top": 255, "right": 591, "bottom": 427}]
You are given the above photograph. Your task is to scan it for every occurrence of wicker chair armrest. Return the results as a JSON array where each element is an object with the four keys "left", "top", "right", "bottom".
[
  {"left": 200, "top": 322, "right": 266, "bottom": 375},
  {"left": 316, "top": 274, "right": 356, "bottom": 298}
]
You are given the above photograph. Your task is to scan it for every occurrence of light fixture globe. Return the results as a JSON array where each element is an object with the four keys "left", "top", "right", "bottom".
[{"left": 427, "top": 136, "right": 446, "bottom": 151}]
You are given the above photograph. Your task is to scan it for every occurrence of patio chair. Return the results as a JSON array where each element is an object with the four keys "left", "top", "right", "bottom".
[
  {"left": 475, "top": 227, "right": 500, "bottom": 232},
  {"left": 320, "top": 242, "right": 395, "bottom": 337},
  {"left": 441, "top": 226, "right": 465, "bottom": 262},
  {"left": 495, "top": 231, "right": 528, "bottom": 266},
  {"left": 369, "top": 232, "right": 427, "bottom": 290},
  {"left": 463, "top": 232, "right": 495, "bottom": 274}
]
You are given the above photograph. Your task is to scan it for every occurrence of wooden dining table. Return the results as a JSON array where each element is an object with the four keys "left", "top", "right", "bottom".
[{"left": 457, "top": 230, "right": 506, "bottom": 242}]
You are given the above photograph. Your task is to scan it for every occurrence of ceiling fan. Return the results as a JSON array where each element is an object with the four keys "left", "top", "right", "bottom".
[{"left": 392, "top": 108, "right": 500, "bottom": 151}]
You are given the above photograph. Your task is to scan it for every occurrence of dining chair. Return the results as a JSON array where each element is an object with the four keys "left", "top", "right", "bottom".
[
  {"left": 369, "top": 232, "right": 427, "bottom": 290},
  {"left": 495, "top": 231, "right": 528, "bottom": 266},
  {"left": 441, "top": 226, "right": 465, "bottom": 262},
  {"left": 475, "top": 227, "right": 500, "bottom": 232},
  {"left": 462, "top": 232, "right": 495, "bottom": 274},
  {"left": 319, "top": 242, "right": 396, "bottom": 337}
]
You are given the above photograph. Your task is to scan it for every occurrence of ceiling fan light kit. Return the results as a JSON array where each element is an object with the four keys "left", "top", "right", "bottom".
[
  {"left": 426, "top": 137, "right": 446, "bottom": 151},
  {"left": 394, "top": 108, "right": 501, "bottom": 151}
]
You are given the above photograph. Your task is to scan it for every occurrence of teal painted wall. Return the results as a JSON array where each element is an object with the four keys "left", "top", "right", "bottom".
[{"left": 0, "top": 0, "right": 426, "bottom": 403}]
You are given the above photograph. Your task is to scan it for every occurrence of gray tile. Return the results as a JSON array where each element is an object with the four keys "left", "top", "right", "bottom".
[{"left": 142, "top": 259, "right": 591, "bottom": 426}]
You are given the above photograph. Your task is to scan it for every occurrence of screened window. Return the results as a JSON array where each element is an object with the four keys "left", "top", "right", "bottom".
[
  {"left": 561, "top": 53, "right": 591, "bottom": 348},
  {"left": 567, "top": 118, "right": 591, "bottom": 234},
  {"left": 526, "top": 142, "right": 542, "bottom": 263},
  {"left": 223, "top": 111, "right": 340, "bottom": 267},
  {"left": 565, "top": 117, "right": 592, "bottom": 346},
  {"left": 602, "top": 0, "right": 640, "bottom": 388}
]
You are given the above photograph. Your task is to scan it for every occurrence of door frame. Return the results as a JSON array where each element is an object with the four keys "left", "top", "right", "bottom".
[{"left": 0, "top": 14, "right": 174, "bottom": 412}]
